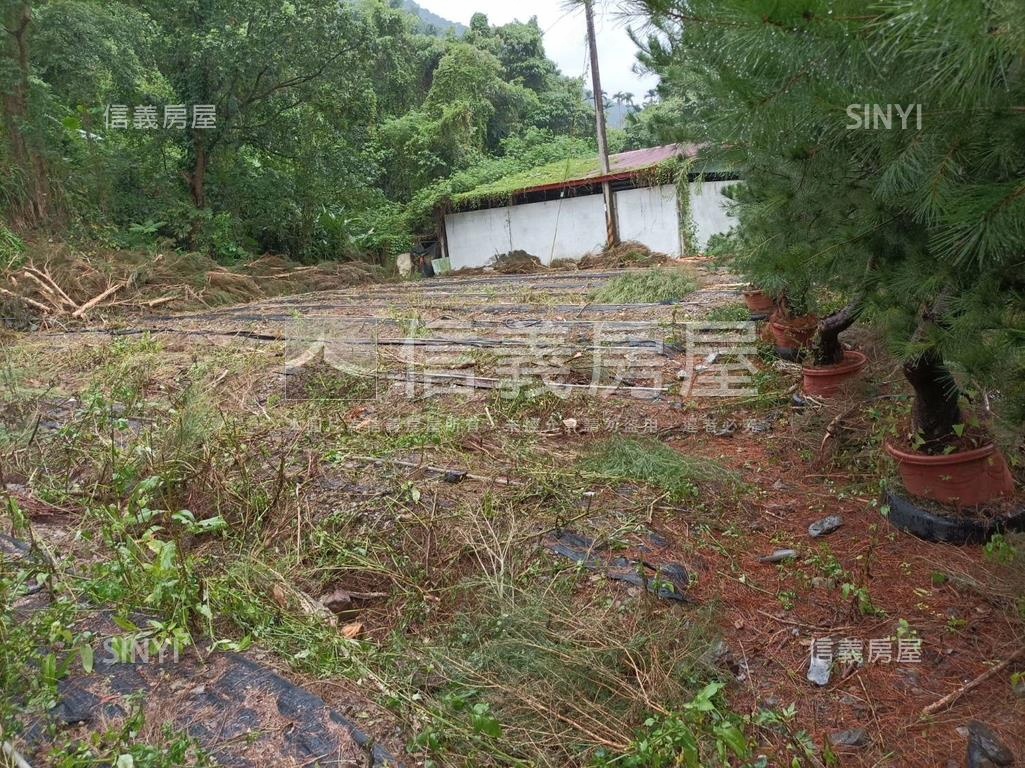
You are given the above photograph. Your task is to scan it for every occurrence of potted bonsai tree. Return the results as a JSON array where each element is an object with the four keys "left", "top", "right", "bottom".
[
  {"left": 883, "top": 290, "right": 1018, "bottom": 510},
  {"left": 800, "top": 297, "right": 868, "bottom": 397},
  {"left": 741, "top": 284, "right": 775, "bottom": 317}
]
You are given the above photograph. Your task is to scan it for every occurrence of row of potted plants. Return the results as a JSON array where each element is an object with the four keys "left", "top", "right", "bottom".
[
  {"left": 677, "top": 0, "right": 1025, "bottom": 538},
  {"left": 742, "top": 286, "right": 1016, "bottom": 512}
]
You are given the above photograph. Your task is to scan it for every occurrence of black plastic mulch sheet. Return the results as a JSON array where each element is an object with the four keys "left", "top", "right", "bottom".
[
  {"left": 39, "top": 642, "right": 400, "bottom": 767},
  {"left": 543, "top": 530, "right": 693, "bottom": 603},
  {"left": 2, "top": 534, "right": 400, "bottom": 767}
]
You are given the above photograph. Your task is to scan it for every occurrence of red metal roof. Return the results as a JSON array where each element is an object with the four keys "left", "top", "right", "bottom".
[{"left": 516, "top": 143, "right": 699, "bottom": 196}]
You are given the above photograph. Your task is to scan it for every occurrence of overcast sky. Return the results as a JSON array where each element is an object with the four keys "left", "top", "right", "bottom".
[{"left": 415, "top": 0, "right": 659, "bottom": 98}]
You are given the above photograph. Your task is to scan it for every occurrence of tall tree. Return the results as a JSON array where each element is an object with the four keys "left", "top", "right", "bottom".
[
  {"left": 130, "top": 0, "right": 373, "bottom": 213},
  {"left": 1, "top": 0, "right": 48, "bottom": 224}
]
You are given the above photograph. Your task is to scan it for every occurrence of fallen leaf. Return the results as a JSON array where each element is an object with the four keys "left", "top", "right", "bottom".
[
  {"left": 271, "top": 583, "right": 288, "bottom": 609},
  {"left": 341, "top": 622, "right": 363, "bottom": 640}
]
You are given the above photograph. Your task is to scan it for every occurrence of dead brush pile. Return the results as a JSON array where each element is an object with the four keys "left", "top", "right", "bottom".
[
  {"left": 0, "top": 242, "right": 388, "bottom": 325},
  {"left": 578, "top": 240, "right": 672, "bottom": 270},
  {"left": 491, "top": 250, "right": 546, "bottom": 274}
]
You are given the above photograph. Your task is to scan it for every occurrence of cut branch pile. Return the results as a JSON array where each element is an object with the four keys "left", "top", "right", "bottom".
[
  {"left": 1, "top": 247, "right": 387, "bottom": 325},
  {"left": 1, "top": 265, "right": 126, "bottom": 319}
]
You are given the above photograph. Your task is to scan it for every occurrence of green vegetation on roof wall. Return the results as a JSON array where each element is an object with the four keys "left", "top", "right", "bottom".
[{"left": 450, "top": 156, "right": 686, "bottom": 210}]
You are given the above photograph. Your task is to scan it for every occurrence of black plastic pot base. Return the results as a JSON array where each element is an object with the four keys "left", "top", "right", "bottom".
[{"left": 883, "top": 488, "right": 1025, "bottom": 545}]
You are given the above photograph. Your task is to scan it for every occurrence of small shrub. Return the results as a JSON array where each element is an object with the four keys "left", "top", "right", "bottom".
[{"left": 705, "top": 304, "right": 751, "bottom": 322}]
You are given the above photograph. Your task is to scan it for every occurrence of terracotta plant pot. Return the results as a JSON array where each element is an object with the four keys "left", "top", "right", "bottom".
[
  {"left": 802, "top": 350, "right": 868, "bottom": 397},
  {"left": 769, "top": 313, "right": 818, "bottom": 350},
  {"left": 742, "top": 289, "right": 776, "bottom": 314},
  {"left": 885, "top": 442, "right": 1016, "bottom": 507}
]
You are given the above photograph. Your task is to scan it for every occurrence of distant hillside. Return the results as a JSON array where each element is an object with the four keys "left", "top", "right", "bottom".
[
  {"left": 605, "top": 103, "right": 638, "bottom": 130},
  {"left": 585, "top": 95, "right": 639, "bottom": 130},
  {"left": 402, "top": 1, "right": 466, "bottom": 36}
]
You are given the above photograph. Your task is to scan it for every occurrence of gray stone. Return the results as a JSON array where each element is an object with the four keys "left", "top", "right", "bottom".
[
  {"left": 759, "top": 549, "right": 799, "bottom": 564},
  {"left": 808, "top": 515, "right": 844, "bottom": 538},
  {"left": 1013, "top": 678, "right": 1025, "bottom": 699},
  {"left": 811, "top": 576, "right": 836, "bottom": 590},
  {"left": 807, "top": 656, "right": 831, "bottom": 686},
  {"left": 967, "top": 721, "right": 1015, "bottom": 767},
  {"left": 829, "top": 728, "right": 869, "bottom": 748}
]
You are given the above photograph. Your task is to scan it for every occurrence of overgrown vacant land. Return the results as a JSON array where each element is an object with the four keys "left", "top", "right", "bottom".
[{"left": 1, "top": 260, "right": 1022, "bottom": 767}]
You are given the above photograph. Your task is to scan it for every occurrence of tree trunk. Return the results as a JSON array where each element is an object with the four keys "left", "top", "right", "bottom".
[
  {"left": 814, "top": 298, "right": 863, "bottom": 366},
  {"left": 903, "top": 347, "right": 962, "bottom": 451},
  {"left": 2, "top": 1, "right": 48, "bottom": 225},
  {"left": 190, "top": 137, "right": 207, "bottom": 209},
  {"left": 184, "top": 136, "right": 208, "bottom": 249}
]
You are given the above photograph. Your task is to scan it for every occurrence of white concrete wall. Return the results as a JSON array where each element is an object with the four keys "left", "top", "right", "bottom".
[
  {"left": 688, "top": 179, "right": 737, "bottom": 251},
  {"left": 445, "top": 195, "right": 606, "bottom": 269},
  {"left": 507, "top": 195, "right": 606, "bottom": 265},
  {"left": 444, "top": 181, "right": 735, "bottom": 269},
  {"left": 444, "top": 204, "right": 512, "bottom": 270},
  {"left": 616, "top": 185, "right": 681, "bottom": 256}
]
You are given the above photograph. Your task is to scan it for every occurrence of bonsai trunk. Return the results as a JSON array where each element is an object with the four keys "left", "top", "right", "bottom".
[
  {"left": 814, "top": 299, "right": 863, "bottom": 366},
  {"left": 903, "top": 348, "right": 962, "bottom": 452}
]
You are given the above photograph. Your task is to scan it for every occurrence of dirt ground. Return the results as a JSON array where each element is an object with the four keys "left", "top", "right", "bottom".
[{"left": 2, "top": 258, "right": 1022, "bottom": 767}]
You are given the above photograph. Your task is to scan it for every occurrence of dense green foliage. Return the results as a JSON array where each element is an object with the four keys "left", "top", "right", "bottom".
[
  {"left": 631, "top": 0, "right": 1025, "bottom": 440},
  {"left": 0, "top": 0, "right": 606, "bottom": 262}
]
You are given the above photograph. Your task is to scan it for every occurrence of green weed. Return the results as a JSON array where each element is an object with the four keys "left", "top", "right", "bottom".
[
  {"left": 705, "top": 304, "right": 751, "bottom": 322},
  {"left": 593, "top": 683, "right": 750, "bottom": 767},
  {"left": 580, "top": 438, "right": 738, "bottom": 501},
  {"left": 589, "top": 268, "right": 698, "bottom": 305}
]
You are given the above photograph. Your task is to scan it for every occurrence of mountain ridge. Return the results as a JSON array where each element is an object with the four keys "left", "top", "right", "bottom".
[{"left": 402, "top": 1, "right": 467, "bottom": 36}]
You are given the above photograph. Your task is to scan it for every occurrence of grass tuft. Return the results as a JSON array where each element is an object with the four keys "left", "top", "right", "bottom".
[
  {"left": 581, "top": 438, "right": 737, "bottom": 501},
  {"left": 589, "top": 268, "right": 697, "bottom": 305}
]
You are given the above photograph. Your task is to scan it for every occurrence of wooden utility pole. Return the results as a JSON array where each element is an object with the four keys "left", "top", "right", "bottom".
[{"left": 584, "top": 0, "right": 619, "bottom": 247}]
